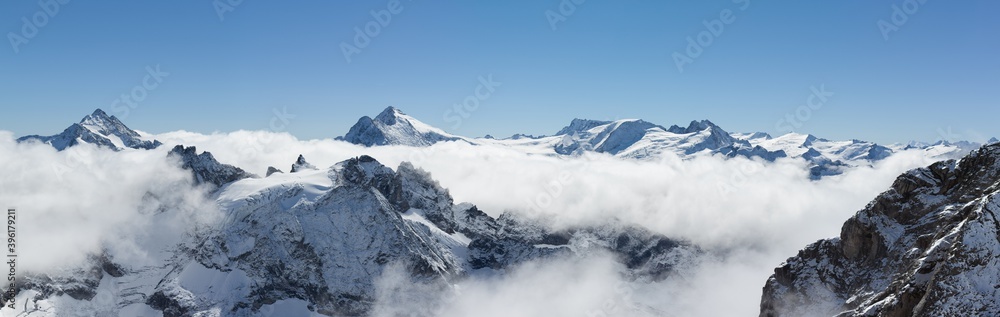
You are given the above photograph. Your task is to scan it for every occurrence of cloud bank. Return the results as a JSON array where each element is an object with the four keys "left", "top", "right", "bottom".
[
  {"left": 1, "top": 128, "right": 948, "bottom": 316},
  {"left": 0, "top": 131, "right": 220, "bottom": 274},
  {"left": 149, "top": 130, "right": 941, "bottom": 316}
]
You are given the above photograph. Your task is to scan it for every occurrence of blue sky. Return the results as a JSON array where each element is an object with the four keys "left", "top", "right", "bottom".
[{"left": 1, "top": 0, "right": 997, "bottom": 144}]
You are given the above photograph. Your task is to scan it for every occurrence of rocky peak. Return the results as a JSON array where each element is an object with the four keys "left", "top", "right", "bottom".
[
  {"left": 17, "top": 108, "right": 162, "bottom": 151},
  {"left": 667, "top": 119, "right": 722, "bottom": 135},
  {"left": 555, "top": 118, "right": 613, "bottom": 136},
  {"left": 800, "top": 134, "right": 819, "bottom": 147},
  {"left": 760, "top": 143, "right": 1000, "bottom": 316},
  {"left": 265, "top": 166, "right": 283, "bottom": 177},
  {"left": 168, "top": 145, "right": 256, "bottom": 188},
  {"left": 290, "top": 154, "right": 317, "bottom": 173},
  {"left": 373, "top": 106, "right": 402, "bottom": 125}
]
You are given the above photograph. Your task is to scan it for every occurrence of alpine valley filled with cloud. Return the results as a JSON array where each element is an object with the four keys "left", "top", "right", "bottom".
[{"left": 1, "top": 106, "right": 998, "bottom": 317}]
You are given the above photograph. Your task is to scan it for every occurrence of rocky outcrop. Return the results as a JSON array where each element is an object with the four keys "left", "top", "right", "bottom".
[
  {"left": 760, "top": 143, "right": 1000, "bottom": 316},
  {"left": 265, "top": 166, "right": 283, "bottom": 177},
  {"left": 168, "top": 145, "right": 256, "bottom": 188},
  {"left": 289, "top": 154, "right": 317, "bottom": 173}
]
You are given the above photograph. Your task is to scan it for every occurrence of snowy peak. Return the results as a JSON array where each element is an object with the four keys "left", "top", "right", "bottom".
[
  {"left": 989, "top": 137, "right": 999, "bottom": 144},
  {"left": 373, "top": 106, "right": 404, "bottom": 125},
  {"left": 168, "top": 145, "right": 256, "bottom": 188},
  {"left": 265, "top": 166, "right": 283, "bottom": 177},
  {"left": 341, "top": 106, "right": 462, "bottom": 147},
  {"left": 79, "top": 109, "right": 124, "bottom": 132},
  {"left": 555, "top": 118, "right": 613, "bottom": 136},
  {"left": 290, "top": 154, "right": 317, "bottom": 173},
  {"left": 555, "top": 119, "right": 666, "bottom": 155},
  {"left": 17, "top": 108, "right": 162, "bottom": 151}
]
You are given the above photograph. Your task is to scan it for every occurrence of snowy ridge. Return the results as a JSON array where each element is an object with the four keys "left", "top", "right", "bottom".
[
  {"left": 340, "top": 107, "right": 465, "bottom": 146},
  {"left": 17, "top": 109, "right": 162, "bottom": 151},
  {"left": 760, "top": 143, "right": 1000, "bottom": 316}
]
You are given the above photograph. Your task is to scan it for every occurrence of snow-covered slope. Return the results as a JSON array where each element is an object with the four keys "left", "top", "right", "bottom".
[
  {"left": 2, "top": 152, "right": 698, "bottom": 316},
  {"left": 760, "top": 143, "right": 1000, "bottom": 316},
  {"left": 17, "top": 109, "right": 162, "bottom": 151},
  {"left": 340, "top": 107, "right": 464, "bottom": 146},
  {"left": 478, "top": 118, "right": 779, "bottom": 160}
]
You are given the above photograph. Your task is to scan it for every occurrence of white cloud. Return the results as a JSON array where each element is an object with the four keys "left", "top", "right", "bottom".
[
  {"left": 2, "top": 128, "right": 944, "bottom": 316},
  {"left": 149, "top": 130, "right": 941, "bottom": 316},
  {"left": 0, "top": 131, "right": 221, "bottom": 273}
]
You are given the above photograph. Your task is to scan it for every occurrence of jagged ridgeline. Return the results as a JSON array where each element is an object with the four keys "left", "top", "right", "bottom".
[
  {"left": 761, "top": 143, "right": 1000, "bottom": 317},
  {"left": 17, "top": 109, "right": 162, "bottom": 151}
]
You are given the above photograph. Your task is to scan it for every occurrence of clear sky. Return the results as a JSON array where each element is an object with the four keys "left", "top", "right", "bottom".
[{"left": 1, "top": 0, "right": 997, "bottom": 144}]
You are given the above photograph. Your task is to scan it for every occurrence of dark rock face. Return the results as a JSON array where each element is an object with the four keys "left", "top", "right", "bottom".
[
  {"left": 168, "top": 145, "right": 256, "bottom": 188},
  {"left": 1, "top": 253, "right": 124, "bottom": 306},
  {"left": 17, "top": 109, "right": 162, "bottom": 151},
  {"left": 760, "top": 144, "right": 1000, "bottom": 317},
  {"left": 290, "top": 154, "right": 317, "bottom": 173},
  {"left": 265, "top": 166, "right": 283, "bottom": 177}
]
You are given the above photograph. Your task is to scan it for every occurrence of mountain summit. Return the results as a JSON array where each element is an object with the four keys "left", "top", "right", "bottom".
[
  {"left": 17, "top": 109, "right": 162, "bottom": 151},
  {"left": 761, "top": 143, "right": 1000, "bottom": 316},
  {"left": 340, "top": 106, "right": 462, "bottom": 146}
]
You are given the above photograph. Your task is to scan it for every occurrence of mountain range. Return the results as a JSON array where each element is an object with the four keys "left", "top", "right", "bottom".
[
  {"left": 17, "top": 107, "right": 986, "bottom": 179},
  {"left": 339, "top": 107, "right": 983, "bottom": 179},
  {"left": 5, "top": 108, "right": 999, "bottom": 316}
]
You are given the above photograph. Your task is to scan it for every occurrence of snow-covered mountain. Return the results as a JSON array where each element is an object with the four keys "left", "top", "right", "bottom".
[
  {"left": 760, "top": 143, "right": 1000, "bottom": 316},
  {"left": 340, "top": 107, "right": 464, "bottom": 146},
  {"left": 341, "top": 108, "right": 995, "bottom": 179},
  {"left": 5, "top": 108, "right": 998, "bottom": 316},
  {"left": 2, "top": 150, "right": 698, "bottom": 316},
  {"left": 17, "top": 109, "right": 162, "bottom": 151}
]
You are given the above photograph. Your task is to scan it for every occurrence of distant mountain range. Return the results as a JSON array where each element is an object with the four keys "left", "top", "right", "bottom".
[
  {"left": 334, "top": 107, "right": 987, "bottom": 179},
  {"left": 16, "top": 107, "right": 991, "bottom": 180}
]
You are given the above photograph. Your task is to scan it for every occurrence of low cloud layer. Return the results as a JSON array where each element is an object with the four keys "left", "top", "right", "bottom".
[
  {"left": 0, "top": 131, "right": 220, "bottom": 273},
  {"left": 0, "top": 128, "right": 949, "bottom": 316},
  {"left": 150, "top": 130, "right": 942, "bottom": 316},
  {"left": 154, "top": 130, "right": 937, "bottom": 250}
]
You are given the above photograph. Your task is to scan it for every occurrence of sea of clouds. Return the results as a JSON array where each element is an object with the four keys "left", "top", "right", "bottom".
[{"left": 0, "top": 128, "right": 948, "bottom": 316}]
